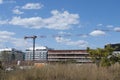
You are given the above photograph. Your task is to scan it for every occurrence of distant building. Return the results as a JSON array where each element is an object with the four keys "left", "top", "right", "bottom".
[
  {"left": 25, "top": 46, "right": 48, "bottom": 61},
  {"left": 105, "top": 43, "right": 120, "bottom": 56},
  {"left": 105, "top": 43, "right": 120, "bottom": 51},
  {"left": 48, "top": 50, "right": 92, "bottom": 63},
  {"left": 0, "top": 48, "right": 24, "bottom": 61},
  {"left": 25, "top": 46, "right": 92, "bottom": 63}
]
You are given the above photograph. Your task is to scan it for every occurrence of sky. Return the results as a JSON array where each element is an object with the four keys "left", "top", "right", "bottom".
[{"left": 0, "top": 0, "right": 120, "bottom": 50}]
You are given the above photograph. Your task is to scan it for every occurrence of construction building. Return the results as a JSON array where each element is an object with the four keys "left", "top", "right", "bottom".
[{"left": 48, "top": 49, "right": 92, "bottom": 63}]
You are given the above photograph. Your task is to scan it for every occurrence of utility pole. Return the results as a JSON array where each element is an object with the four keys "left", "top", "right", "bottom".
[{"left": 24, "top": 35, "right": 37, "bottom": 61}]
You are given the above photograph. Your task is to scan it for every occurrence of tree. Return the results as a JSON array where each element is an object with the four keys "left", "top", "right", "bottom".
[{"left": 87, "top": 45, "right": 119, "bottom": 67}]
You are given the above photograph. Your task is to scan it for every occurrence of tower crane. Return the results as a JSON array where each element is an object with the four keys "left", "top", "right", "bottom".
[{"left": 24, "top": 35, "right": 37, "bottom": 61}]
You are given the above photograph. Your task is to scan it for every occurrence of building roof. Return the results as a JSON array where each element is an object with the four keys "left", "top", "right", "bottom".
[
  {"left": 48, "top": 50, "right": 87, "bottom": 54},
  {"left": 26, "top": 46, "right": 47, "bottom": 51}
]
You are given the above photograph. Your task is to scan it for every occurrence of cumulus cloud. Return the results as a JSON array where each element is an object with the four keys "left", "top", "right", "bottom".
[
  {"left": 90, "top": 30, "right": 106, "bottom": 36},
  {"left": 9, "top": 16, "right": 44, "bottom": 28},
  {"left": 0, "top": 31, "right": 15, "bottom": 43},
  {"left": 114, "top": 27, "right": 120, "bottom": 32},
  {"left": 11, "top": 38, "right": 32, "bottom": 48},
  {"left": 55, "top": 37, "right": 88, "bottom": 47},
  {"left": 13, "top": 9, "right": 24, "bottom": 14},
  {"left": 0, "top": 31, "right": 15, "bottom": 37},
  {"left": 9, "top": 10, "right": 79, "bottom": 30},
  {"left": 0, "top": 30, "right": 31, "bottom": 49},
  {"left": 22, "top": 3, "right": 43, "bottom": 9}
]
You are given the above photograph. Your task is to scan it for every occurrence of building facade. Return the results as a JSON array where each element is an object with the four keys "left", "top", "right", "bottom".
[
  {"left": 0, "top": 48, "right": 24, "bottom": 61},
  {"left": 105, "top": 43, "right": 120, "bottom": 51},
  {"left": 25, "top": 46, "right": 48, "bottom": 61},
  {"left": 105, "top": 43, "right": 120, "bottom": 56},
  {"left": 48, "top": 50, "right": 92, "bottom": 63}
]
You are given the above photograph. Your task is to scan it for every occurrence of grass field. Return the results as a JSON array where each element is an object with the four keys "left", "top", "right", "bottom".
[{"left": 0, "top": 63, "right": 120, "bottom": 80}]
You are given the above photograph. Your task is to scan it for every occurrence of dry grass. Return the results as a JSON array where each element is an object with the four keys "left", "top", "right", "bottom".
[{"left": 1, "top": 63, "right": 120, "bottom": 80}]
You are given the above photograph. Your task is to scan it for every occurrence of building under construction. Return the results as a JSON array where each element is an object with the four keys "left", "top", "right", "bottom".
[
  {"left": 24, "top": 46, "right": 92, "bottom": 63},
  {"left": 48, "top": 49, "right": 92, "bottom": 63}
]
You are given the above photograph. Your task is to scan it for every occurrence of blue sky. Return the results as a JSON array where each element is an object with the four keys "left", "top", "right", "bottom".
[{"left": 0, "top": 0, "right": 120, "bottom": 50}]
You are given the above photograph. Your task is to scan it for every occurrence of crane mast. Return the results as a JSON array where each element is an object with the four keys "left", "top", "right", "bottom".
[{"left": 24, "top": 35, "right": 37, "bottom": 61}]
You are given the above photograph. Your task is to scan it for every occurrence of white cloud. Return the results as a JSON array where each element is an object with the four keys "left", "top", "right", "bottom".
[
  {"left": 0, "top": 30, "right": 32, "bottom": 49},
  {"left": 90, "top": 30, "right": 106, "bottom": 36},
  {"left": 55, "top": 37, "right": 88, "bottom": 47},
  {"left": 106, "top": 25, "right": 114, "bottom": 28},
  {"left": 0, "top": 20, "right": 8, "bottom": 25},
  {"left": 0, "top": 31, "right": 15, "bottom": 43},
  {"left": 114, "top": 27, "right": 120, "bottom": 32},
  {"left": 9, "top": 10, "right": 79, "bottom": 30},
  {"left": 22, "top": 3, "right": 43, "bottom": 9},
  {"left": 55, "top": 37, "right": 70, "bottom": 43},
  {"left": 45, "top": 10, "right": 79, "bottom": 30},
  {"left": 11, "top": 38, "right": 32, "bottom": 48},
  {"left": 58, "top": 31, "right": 72, "bottom": 36},
  {"left": 97, "top": 24, "right": 103, "bottom": 26},
  {"left": 0, "top": 31, "right": 15, "bottom": 36},
  {"left": 9, "top": 16, "right": 44, "bottom": 28},
  {"left": 13, "top": 9, "right": 24, "bottom": 14},
  {"left": 0, "top": 0, "right": 3, "bottom": 4}
]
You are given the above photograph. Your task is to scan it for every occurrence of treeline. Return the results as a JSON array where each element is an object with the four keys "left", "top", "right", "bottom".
[{"left": 87, "top": 45, "right": 120, "bottom": 67}]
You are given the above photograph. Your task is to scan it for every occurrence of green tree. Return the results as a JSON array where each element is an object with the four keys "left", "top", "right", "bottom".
[{"left": 87, "top": 45, "right": 119, "bottom": 67}]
